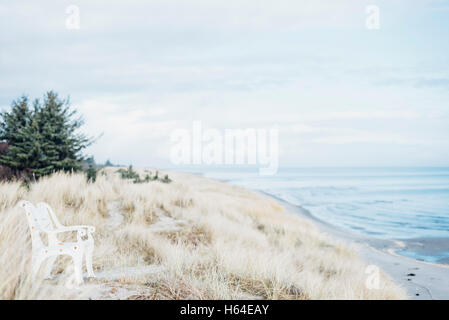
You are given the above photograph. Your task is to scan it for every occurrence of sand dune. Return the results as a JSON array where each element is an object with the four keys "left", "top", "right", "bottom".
[{"left": 0, "top": 168, "right": 406, "bottom": 299}]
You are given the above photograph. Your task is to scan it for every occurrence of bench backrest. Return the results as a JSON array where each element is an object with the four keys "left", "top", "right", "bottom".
[{"left": 18, "top": 200, "right": 55, "bottom": 248}]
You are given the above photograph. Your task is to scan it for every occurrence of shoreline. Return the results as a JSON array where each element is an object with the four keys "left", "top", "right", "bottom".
[
  {"left": 262, "top": 191, "right": 449, "bottom": 300},
  {"left": 158, "top": 170, "right": 448, "bottom": 299}
]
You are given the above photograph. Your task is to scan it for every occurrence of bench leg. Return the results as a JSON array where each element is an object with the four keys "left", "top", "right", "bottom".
[{"left": 85, "top": 243, "right": 95, "bottom": 278}]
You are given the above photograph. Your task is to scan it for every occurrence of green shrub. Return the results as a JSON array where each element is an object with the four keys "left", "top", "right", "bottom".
[
  {"left": 117, "top": 165, "right": 140, "bottom": 180},
  {"left": 117, "top": 166, "right": 172, "bottom": 184},
  {"left": 161, "top": 174, "right": 172, "bottom": 184},
  {"left": 86, "top": 164, "right": 97, "bottom": 183}
]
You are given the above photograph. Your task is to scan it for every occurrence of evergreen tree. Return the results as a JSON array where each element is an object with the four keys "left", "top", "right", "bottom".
[
  {"left": 0, "top": 96, "right": 41, "bottom": 175},
  {"left": 0, "top": 91, "right": 93, "bottom": 180},
  {"left": 0, "top": 96, "right": 32, "bottom": 144},
  {"left": 32, "top": 91, "right": 92, "bottom": 177}
]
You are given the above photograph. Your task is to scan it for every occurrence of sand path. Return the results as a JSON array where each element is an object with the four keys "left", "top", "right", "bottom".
[
  {"left": 81, "top": 201, "right": 168, "bottom": 299},
  {"left": 106, "top": 201, "right": 124, "bottom": 228}
]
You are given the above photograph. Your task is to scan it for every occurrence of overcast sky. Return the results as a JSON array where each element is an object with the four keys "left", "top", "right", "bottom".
[{"left": 1, "top": 1, "right": 449, "bottom": 168}]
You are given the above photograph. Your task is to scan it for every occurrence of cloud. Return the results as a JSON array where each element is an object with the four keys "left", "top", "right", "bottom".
[
  {"left": 415, "top": 78, "right": 449, "bottom": 89},
  {"left": 310, "top": 134, "right": 422, "bottom": 145},
  {"left": 1, "top": 1, "right": 449, "bottom": 167},
  {"left": 78, "top": 98, "right": 174, "bottom": 140},
  {"left": 376, "top": 77, "right": 449, "bottom": 90}
]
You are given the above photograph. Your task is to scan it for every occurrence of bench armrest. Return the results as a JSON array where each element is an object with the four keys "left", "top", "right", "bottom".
[
  {"left": 48, "top": 225, "right": 95, "bottom": 237},
  {"left": 69, "top": 225, "right": 96, "bottom": 233}
]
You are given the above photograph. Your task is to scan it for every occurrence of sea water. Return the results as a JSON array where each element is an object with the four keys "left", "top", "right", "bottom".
[{"left": 199, "top": 167, "right": 449, "bottom": 262}]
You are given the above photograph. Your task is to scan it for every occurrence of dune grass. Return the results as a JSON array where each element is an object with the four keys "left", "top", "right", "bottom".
[{"left": 0, "top": 168, "right": 407, "bottom": 299}]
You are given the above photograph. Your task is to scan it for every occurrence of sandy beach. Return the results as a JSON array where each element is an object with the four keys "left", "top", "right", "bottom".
[
  {"left": 266, "top": 193, "right": 449, "bottom": 300},
  {"left": 3, "top": 167, "right": 446, "bottom": 300},
  {"left": 0, "top": 168, "right": 407, "bottom": 300}
]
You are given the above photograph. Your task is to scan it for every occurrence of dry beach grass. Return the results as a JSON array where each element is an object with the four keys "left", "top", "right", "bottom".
[{"left": 0, "top": 168, "right": 407, "bottom": 299}]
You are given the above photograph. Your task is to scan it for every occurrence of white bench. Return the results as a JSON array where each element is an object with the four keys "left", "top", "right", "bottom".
[{"left": 18, "top": 200, "right": 96, "bottom": 285}]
